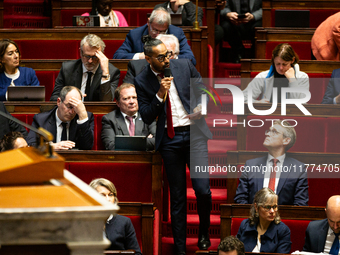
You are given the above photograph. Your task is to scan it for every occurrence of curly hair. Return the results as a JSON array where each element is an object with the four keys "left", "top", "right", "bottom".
[{"left": 218, "top": 236, "right": 245, "bottom": 255}]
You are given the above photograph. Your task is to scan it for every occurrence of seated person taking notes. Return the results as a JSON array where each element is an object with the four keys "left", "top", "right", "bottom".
[
  {"left": 27, "top": 86, "right": 94, "bottom": 150},
  {"left": 234, "top": 120, "right": 309, "bottom": 206},
  {"left": 101, "top": 83, "right": 156, "bottom": 150},
  {"left": 50, "top": 34, "right": 120, "bottom": 101}
]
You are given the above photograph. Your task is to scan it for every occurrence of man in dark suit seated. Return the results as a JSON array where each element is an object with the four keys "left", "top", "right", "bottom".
[
  {"left": 50, "top": 34, "right": 120, "bottom": 101},
  {"left": 134, "top": 36, "right": 212, "bottom": 254},
  {"left": 27, "top": 86, "right": 94, "bottom": 150},
  {"left": 101, "top": 83, "right": 156, "bottom": 150},
  {"left": 123, "top": 34, "right": 180, "bottom": 84},
  {"left": 234, "top": 120, "right": 309, "bottom": 206},
  {"left": 153, "top": 0, "right": 204, "bottom": 26},
  {"left": 303, "top": 195, "right": 340, "bottom": 254},
  {"left": 0, "top": 101, "right": 27, "bottom": 140},
  {"left": 113, "top": 7, "right": 196, "bottom": 66},
  {"left": 321, "top": 68, "right": 340, "bottom": 104}
]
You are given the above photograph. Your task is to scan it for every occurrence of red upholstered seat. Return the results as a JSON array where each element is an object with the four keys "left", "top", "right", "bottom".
[
  {"left": 308, "top": 175, "right": 340, "bottom": 206},
  {"left": 325, "top": 118, "right": 340, "bottom": 153},
  {"left": 18, "top": 40, "right": 79, "bottom": 59},
  {"left": 94, "top": 114, "right": 105, "bottom": 150},
  {"left": 282, "top": 219, "right": 310, "bottom": 252},
  {"left": 231, "top": 217, "right": 246, "bottom": 235},
  {"left": 103, "top": 40, "right": 125, "bottom": 59},
  {"left": 66, "top": 162, "right": 153, "bottom": 202},
  {"left": 35, "top": 70, "right": 59, "bottom": 100},
  {"left": 128, "top": 215, "right": 143, "bottom": 251},
  {"left": 246, "top": 116, "right": 327, "bottom": 152}
]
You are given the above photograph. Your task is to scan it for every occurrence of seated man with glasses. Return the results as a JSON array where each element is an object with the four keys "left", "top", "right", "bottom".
[
  {"left": 123, "top": 34, "right": 180, "bottom": 85},
  {"left": 27, "top": 86, "right": 94, "bottom": 150},
  {"left": 113, "top": 7, "right": 196, "bottom": 66},
  {"left": 50, "top": 34, "right": 120, "bottom": 101},
  {"left": 234, "top": 120, "right": 309, "bottom": 206}
]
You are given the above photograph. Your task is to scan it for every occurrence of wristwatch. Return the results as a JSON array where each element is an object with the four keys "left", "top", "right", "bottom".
[{"left": 102, "top": 74, "right": 110, "bottom": 80}]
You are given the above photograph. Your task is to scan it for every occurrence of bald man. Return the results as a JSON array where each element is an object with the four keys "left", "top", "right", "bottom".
[{"left": 303, "top": 195, "right": 340, "bottom": 254}]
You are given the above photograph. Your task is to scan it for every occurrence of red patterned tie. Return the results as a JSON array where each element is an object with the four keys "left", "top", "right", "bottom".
[
  {"left": 125, "top": 116, "right": 135, "bottom": 136},
  {"left": 158, "top": 73, "right": 175, "bottom": 139},
  {"left": 269, "top": 159, "right": 279, "bottom": 192}
]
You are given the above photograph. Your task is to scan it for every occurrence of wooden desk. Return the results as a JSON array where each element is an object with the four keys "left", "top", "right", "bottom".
[
  {"left": 262, "top": 0, "right": 340, "bottom": 27},
  {"left": 255, "top": 28, "right": 315, "bottom": 59},
  {"left": 0, "top": 27, "right": 208, "bottom": 77}
]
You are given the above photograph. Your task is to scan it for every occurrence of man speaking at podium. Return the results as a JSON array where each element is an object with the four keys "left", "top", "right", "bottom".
[{"left": 27, "top": 86, "right": 94, "bottom": 150}]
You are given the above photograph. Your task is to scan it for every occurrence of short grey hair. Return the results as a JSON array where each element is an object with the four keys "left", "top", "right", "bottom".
[
  {"left": 156, "top": 34, "right": 179, "bottom": 55},
  {"left": 149, "top": 7, "right": 171, "bottom": 25},
  {"left": 80, "top": 34, "right": 106, "bottom": 52},
  {"left": 273, "top": 120, "right": 296, "bottom": 151}
]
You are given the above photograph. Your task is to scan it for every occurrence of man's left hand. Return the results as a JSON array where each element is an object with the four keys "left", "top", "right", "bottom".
[
  {"left": 68, "top": 96, "right": 88, "bottom": 120},
  {"left": 95, "top": 50, "right": 110, "bottom": 79},
  {"left": 239, "top": 13, "right": 254, "bottom": 23}
]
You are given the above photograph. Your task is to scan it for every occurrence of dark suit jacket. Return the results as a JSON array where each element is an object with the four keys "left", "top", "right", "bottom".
[
  {"left": 101, "top": 109, "right": 156, "bottom": 150},
  {"left": 50, "top": 59, "right": 120, "bottom": 101},
  {"left": 106, "top": 214, "right": 141, "bottom": 254},
  {"left": 0, "top": 102, "right": 28, "bottom": 140},
  {"left": 113, "top": 24, "right": 196, "bottom": 66},
  {"left": 237, "top": 219, "right": 291, "bottom": 253},
  {"left": 123, "top": 59, "right": 149, "bottom": 85},
  {"left": 303, "top": 219, "right": 329, "bottom": 252},
  {"left": 234, "top": 155, "right": 309, "bottom": 206},
  {"left": 322, "top": 68, "right": 340, "bottom": 104},
  {"left": 220, "top": 0, "right": 263, "bottom": 22},
  {"left": 134, "top": 58, "right": 212, "bottom": 151},
  {"left": 26, "top": 106, "right": 94, "bottom": 150},
  {"left": 154, "top": 1, "right": 204, "bottom": 26}
]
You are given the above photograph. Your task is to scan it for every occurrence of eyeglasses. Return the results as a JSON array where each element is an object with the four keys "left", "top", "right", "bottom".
[
  {"left": 260, "top": 204, "right": 278, "bottom": 211},
  {"left": 265, "top": 129, "right": 283, "bottom": 136},
  {"left": 147, "top": 51, "right": 172, "bottom": 63},
  {"left": 62, "top": 101, "right": 74, "bottom": 110},
  {"left": 149, "top": 24, "right": 168, "bottom": 35},
  {"left": 81, "top": 50, "right": 98, "bottom": 61}
]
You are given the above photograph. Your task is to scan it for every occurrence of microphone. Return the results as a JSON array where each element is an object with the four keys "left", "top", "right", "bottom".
[{"left": 163, "top": 68, "right": 171, "bottom": 101}]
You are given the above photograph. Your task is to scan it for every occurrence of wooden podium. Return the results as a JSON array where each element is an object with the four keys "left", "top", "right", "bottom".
[{"left": 0, "top": 147, "right": 118, "bottom": 255}]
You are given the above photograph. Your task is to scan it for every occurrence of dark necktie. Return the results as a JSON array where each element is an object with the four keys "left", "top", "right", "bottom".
[
  {"left": 85, "top": 71, "right": 93, "bottom": 101},
  {"left": 269, "top": 158, "right": 279, "bottom": 192},
  {"left": 61, "top": 122, "right": 68, "bottom": 141},
  {"left": 158, "top": 73, "right": 175, "bottom": 139},
  {"left": 125, "top": 116, "right": 135, "bottom": 136},
  {"left": 330, "top": 232, "right": 340, "bottom": 255}
]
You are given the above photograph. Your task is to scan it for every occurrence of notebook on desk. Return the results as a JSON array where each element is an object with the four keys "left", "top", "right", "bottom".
[
  {"left": 115, "top": 135, "right": 147, "bottom": 151},
  {"left": 72, "top": 16, "right": 100, "bottom": 27},
  {"left": 7, "top": 86, "right": 45, "bottom": 101}
]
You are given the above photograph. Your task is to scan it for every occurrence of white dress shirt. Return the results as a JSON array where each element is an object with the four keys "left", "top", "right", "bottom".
[
  {"left": 324, "top": 227, "right": 340, "bottom": 254},
  {"left": 263, "top": 153, "right": 286, "bottom": 193}
]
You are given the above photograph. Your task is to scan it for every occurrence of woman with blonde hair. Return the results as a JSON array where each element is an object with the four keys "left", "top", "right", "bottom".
[
  {"left": 237, "top": 188, "right": 291, "bottom": 253},
  {"left": 89, "top": 178, "right": 141, "bottom": 254}
]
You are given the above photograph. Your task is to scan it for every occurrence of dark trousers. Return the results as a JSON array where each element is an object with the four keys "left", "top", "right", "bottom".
[
  {"left": 220, "top": 18, "right": 262, "bottom": 56},
  {"left": 159, "top": 125, "right": 212, "bottom": 253}
]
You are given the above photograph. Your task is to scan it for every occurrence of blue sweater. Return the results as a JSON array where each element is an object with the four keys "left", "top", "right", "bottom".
[{"left": 0, "top": 66, "right": 39, "bottom": 101}]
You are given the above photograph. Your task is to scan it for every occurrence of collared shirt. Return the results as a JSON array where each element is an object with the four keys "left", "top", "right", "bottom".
[
  {"left": 55, "top": 110, "right": 88, "bottom": 142},
  {"left": 152, "top": 66, "right": 192, "bottom": 127},
  {"left": 166, "top": 2, "right": 184, "bottom": 14},
  {"left": 324, "top": 227, "right": 340, "bottom": 254},
  {"left": 81, "top": 63, "right": 107, "bottom": 101},
  {"left": 120, "top": 111, "right": 137, "bottom": 132},
  {"left": 263, "top": 153, "right": 286, "bottom": 193}
]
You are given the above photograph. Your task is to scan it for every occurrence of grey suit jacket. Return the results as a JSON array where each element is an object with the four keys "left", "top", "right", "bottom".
[
  {"left": 101, "top": 109, "right": 156, "bottom": 150},
  {"left": 154, "top": 1, "right": 204, "bottom": 26},
  {"left": 50, "top": 59, "right": 120, "bottom": 101},
  {"left": 303, "top": 219, "right": 329, "bottom": 253},
  {"left": 220, "top": 0, "right": 262, "bottom": 21}
]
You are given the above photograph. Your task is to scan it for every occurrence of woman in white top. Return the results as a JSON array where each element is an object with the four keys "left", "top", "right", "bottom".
[
  {"left": 237, "top": 188, "right": 291, "bottom": 253},
  {"left": 243, "top": 43, "right": 310, "bottom": 103}
]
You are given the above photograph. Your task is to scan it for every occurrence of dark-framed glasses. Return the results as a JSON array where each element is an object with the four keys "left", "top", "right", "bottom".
[
  {"left": 261, "top": 204, "right": 278, "bottom": 211},
  {"left": 81, "top": 50, "right": 98, "bottom": 61},
  {"left": 147, "top": 51, "right": 172, "bottom": 63}
]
